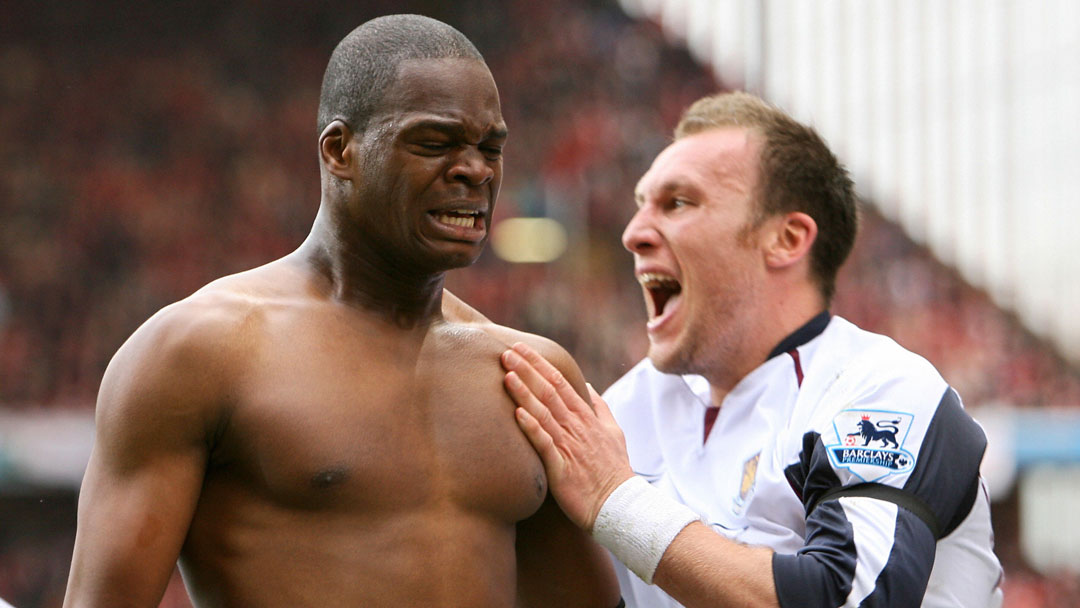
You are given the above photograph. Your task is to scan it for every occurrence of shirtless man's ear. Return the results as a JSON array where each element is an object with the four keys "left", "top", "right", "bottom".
[{"left": 319, "top": 119, "right": 355, "bottom": 181}]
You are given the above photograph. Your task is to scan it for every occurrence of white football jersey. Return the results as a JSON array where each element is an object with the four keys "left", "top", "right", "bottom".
[{"left": 604, "top": 314, "right": 1003, "bottom": 607}]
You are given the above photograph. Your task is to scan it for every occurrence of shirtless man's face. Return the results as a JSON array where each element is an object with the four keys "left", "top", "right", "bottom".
[{"left": 350, "top": 57, "right": 507, "bottom": 272}]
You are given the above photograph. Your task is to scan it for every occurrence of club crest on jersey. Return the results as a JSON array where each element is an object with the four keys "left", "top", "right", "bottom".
[
  {"left": 732, "top": 451, "right": 761, "bottom": 516},
  {"left": 826, "top": 409, "right": 916, "bottom": 481}
]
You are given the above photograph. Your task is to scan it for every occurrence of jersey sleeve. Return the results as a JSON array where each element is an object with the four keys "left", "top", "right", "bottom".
[{"left": 773, "top": 360, "right": 988, "bottom": 608}]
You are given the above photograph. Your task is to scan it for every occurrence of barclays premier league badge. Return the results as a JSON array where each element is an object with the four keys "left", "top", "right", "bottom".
[{"left": 826, "top": 409, "right": 916, "bottom": 482}]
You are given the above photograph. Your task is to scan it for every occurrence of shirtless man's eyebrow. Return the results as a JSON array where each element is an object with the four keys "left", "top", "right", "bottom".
[{"left": 404, "top": 118, "right": 509, "bottom": 142}]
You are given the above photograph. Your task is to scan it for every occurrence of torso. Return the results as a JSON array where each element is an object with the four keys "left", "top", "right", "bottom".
[
  {"left": 174, "top": 262, "right": 546, "bottom": 607},
  {"left": 605, "top": 316, "right": 1003, "bottom": 607}
]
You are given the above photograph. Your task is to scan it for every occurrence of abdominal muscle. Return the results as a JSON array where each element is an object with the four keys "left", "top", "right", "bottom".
[{"left": 179, "top": 499, "right": 521, "bottom": 607}]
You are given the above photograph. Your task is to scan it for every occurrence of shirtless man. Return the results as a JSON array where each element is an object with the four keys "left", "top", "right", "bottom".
[{"left": 63, "top": 15, "right": 619, "bottom": 607}]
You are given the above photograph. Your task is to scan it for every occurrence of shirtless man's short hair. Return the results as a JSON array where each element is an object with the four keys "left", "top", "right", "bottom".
[{"left": 63, "top": 14, "right": 620, "bottom": 607}]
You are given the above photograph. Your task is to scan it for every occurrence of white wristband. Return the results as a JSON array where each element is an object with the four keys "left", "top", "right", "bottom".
[{"left": 591, "top": 476, "right": 701, "bottom": 584}]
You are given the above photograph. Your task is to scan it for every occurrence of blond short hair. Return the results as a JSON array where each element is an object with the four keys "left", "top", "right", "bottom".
[{"left": 675, "top": 92, "right": 858, "bottom": 304}]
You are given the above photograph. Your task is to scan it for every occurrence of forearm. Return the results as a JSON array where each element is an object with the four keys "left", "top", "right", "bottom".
[
  {"left": 589, "top": 477, "right": 779, "bottom": 608},
  {"left": 592, "top": 480, "right": 934, "bottom": 608},
  {"left": 653, "top": 523, "right": 779, "bottom": 608}
]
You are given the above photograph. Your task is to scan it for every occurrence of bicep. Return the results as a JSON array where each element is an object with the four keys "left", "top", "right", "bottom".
[
  {"left": 516, "top": 496, "right": 620, "bottom": 608},
  {"left": 65, "top": 325, "right": 219, "bottom": 607},
  {"left": 67, "top": 441, "right": 207, "bottom": 607},
  {"left": 776, "top": 439, "right": 939, "bottom": 608}
]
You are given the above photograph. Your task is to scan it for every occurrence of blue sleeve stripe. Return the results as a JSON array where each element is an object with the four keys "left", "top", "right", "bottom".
[{"left": 903, "top": 388, "right": 986, "bottom": 537}]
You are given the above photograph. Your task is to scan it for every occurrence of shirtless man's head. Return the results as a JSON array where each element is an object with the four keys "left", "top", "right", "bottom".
[
  {"left": 316, "top": 15, "right": 487, "bottom": 136},
  {"left": 306, "top": 16, "right": 508, "bottom": 313}
]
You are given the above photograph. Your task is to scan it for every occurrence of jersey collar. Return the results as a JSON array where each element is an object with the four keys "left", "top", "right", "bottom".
[{"left": 765, "top": 310, "right": 831, "bottom": 361}]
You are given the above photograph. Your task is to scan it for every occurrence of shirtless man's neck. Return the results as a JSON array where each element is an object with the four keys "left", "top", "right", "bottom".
[{"left": 292, "top": 216, "right": 447, "bottom": 330}]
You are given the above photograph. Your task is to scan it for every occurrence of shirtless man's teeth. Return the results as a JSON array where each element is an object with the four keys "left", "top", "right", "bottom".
[{"left": 435, "top": 210, "right": 479, "bottom": 228}]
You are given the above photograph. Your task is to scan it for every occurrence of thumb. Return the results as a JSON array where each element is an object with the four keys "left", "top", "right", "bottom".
[{"left": 586, "top": 383, "right": 617, "bottom": 424}]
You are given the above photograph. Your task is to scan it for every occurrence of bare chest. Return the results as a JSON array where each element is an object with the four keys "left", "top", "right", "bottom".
[{"left": 209, "top": 321, "right": 546, "bottom": 522}]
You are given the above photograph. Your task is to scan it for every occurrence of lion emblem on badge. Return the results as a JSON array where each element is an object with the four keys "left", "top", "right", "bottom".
[{"left": 848, "top": 415, "right": 900, "bottom": 449}]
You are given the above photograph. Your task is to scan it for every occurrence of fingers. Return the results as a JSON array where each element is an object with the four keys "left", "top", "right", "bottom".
[
  {"left": 505, "top": 369, "right": 561, "bottom": 431},
  {"left": 501, "top": 348, "right": 566, "bottom": 420},
  {"left": 513, "top": 406, "right": 564, "bottom": 470},
  {"left": 504, "top": 363, "right": 566, "bottom": 432},
  {"left": 501, "top": 343, "right": 590, "bottom": 416},
  {"left": 586, "top": 383, "right": 617, "bottom": 425}
]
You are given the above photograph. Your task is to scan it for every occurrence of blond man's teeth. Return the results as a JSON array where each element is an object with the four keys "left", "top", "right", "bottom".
[{"left": 638, "top": 272, "right": 679, "bottom": 288}]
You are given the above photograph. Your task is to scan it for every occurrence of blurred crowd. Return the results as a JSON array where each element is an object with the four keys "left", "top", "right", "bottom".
[
  {"left": 1, "top": 0, "right": 1079, "bottom": 606},
  {"left": 0, "top": 0, "right": 715, "bottom": 406}
]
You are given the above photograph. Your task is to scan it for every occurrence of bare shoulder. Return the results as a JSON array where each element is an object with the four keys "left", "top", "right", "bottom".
[
  {"left": 122, "top": 259, "right": 308, "bottom": 360},
  {"left": 443, "top": 291, "right": 587, "bottom": 399},
  {"left": 511, "top": 330, "right": 590, "bottom": 400},
  {"left": 441, "top": 288, "right": 492, "bottom": 324},
  {"left": 493, "top": 326, "right": 579, "bottom": 379},
  {"left": 109, "top": 273, "right": 263, "bottom": 386},
  {"left": 97, "top": 264, "right": 294, "bottom": 444}
]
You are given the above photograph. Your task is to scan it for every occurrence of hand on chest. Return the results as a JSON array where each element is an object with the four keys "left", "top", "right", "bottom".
[{"left": 216, "top": 329, "right": 547, "bottom": 522}]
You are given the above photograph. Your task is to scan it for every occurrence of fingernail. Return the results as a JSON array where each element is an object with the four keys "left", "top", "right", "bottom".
[
  {"left": 503, "top": 350, "right": 520, "bottom": 365},
  {"left": 506, "top": 372, "right": 521, "bottom": 388}
]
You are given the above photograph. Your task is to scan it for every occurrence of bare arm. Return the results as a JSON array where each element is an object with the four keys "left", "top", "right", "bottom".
[
  {"left": 64, "top": 306, "right": 228, "bottom": 607},
  {"left": 503, "top": 342, "right": 779, "bottom": 608},
  {"left": 652, "top": 524, "right": 778, "bottom": 607},
  {"left": 516, "top": 495, "right": 621, "bottom": 607},
  {"left": 442, "top": 298, "right": 620, "bottom": 605},
  {"left": 512, "top": 339, "right": 621, "bottom": 608}
]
